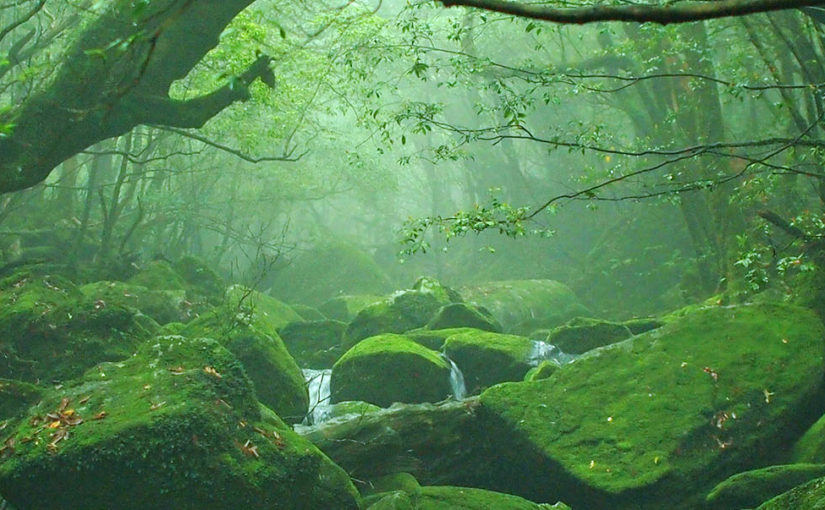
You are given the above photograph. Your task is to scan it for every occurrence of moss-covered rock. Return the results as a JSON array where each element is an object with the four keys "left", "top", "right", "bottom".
[
  {"left": 791, "top": 413, "right": 825, "bottom": 463},
  {"left": 328, "top": 400, "right": 382, "bottom": 420},
  {"left": 443, "top": 331, "right": 534, "bottom": 394},
  {"left": 183, "top": 308, "right": 308, "bottom": 424},
  {"left": 547, "top": 317, "right": 633, "bottom": 355},
  {"left": 706, "top": 463, "right": 825, "bottom": 509},
  {"left": 405, "top": 328, "right": 480, "bottom": 351},
  {"left": 0, "top": 271, "right": 153, "bottom": 382},
  {"left": 366, "top": 486, "right": 553, "bottom": 509},
  {"left": 269, "top": 240, "right": 393, "bottom": 306},
  {"left": 756, "top": 475, "right": 825, "bottom": 509},
  {"left": 344, "top": 281, "right": 459, "bottom": 349},
  {"left": 426, "top": 303, "right": 502, "bottom": 333},
  {"left": 478, "top": 303, "right": 825, "bottom": 509},
  {"left": 0, "top": 336, "right": 359, "bottom": 510},
  {"left": 319, "top": 294, "right": 384, "bottom": 322},
  {"left": 290, "top": 304, "right": 327, "bottom": 321},
  {"left": 524, "top": 361, "right": 560, "bottom": 382},
  {"left": 622, "top": 317, "right": 664, "bottom": 335},
  {"left": 172, "top": 255, "right": 226, "bottom": 303},
  {"left": 331, "top": 334, "right": 453, "bottom": 407},
  {"left": 79, "top": 280, "right": 191, "bottom": 325},
  {"left": 225, "top": 284, "right": 303, "bottom": 331},
  {"left": 127, "top": 259, "right": 187, "bottom": 291},
  {"left": 0, "top": 379, "right": 43, "bottom": 421},
  {"left": 460, "top": 280, "right": 589, "bottom": 335},
  {"left": 278, "top": 320, "right": 347, "bottom": 369}
]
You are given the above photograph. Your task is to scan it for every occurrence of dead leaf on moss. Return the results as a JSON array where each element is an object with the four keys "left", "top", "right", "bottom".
[
  {"left": 150, "top": 401, "right": 166, "bottom": 410},
  {"left": 168, "top": 366, "right": 185, "bottom": 375},
  {"left": 203, "top": 366, "right": 222, "bottom": 378}
]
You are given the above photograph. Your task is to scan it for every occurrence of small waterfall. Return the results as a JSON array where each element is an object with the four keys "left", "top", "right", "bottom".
[
  {"left": 302, "top": 368, "right": 333, "bottom": 425},
  {"left": 443, "top": 355, "right": 466, "bottom": 400},
  {"left": 529, "top": 340, "right": 577, "bottom": 365}
]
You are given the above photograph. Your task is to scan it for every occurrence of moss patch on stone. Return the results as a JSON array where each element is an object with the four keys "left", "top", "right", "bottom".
[
  {"left": 320, "top": 294, "right": 384, "bottom": 322},
  {"left": 79, "top": 280, "right": 190, "bottom": 325},
  {"left": 332, "top": 334, "right": 452, "bottom": 407},
  {"left": 0, "top": 336, "right": 359, "bottom": 510},
  {"left": 479, "top": 303, "right": 825, "bottom": 508},
  {"left": 127, "top": 260, "right": 187, "bottom": 291},
  {"left": 0, "top": 379, "right": 43, "bottom": 422},
  {"left": 756, "top": 475, "right": 825, "bottom": 509},
  {"left": 706, "top": 463, "right": 825, "bottom": 509},
  {"left": 405, "top": 328, "right": 481, "bottom": 351},
  {"left": 278, "top": 320, "right": 347, "bottom": 369},
  {"left": 547, "top": 318, "right": 632, "bottom": 355},
  {"left": 426, "top": 303, "right": 502, "bottom": 333},
  {"left": 225, "top": 285, "right": 303, "bottom": 332},
  {"left": 172, "top": 255, "right": 226, "bottom": 303},
  {"left": 460, "top": 280, "right": 589, "bottom": 335},
  {"left": 367, "top": 486, "right": 549, "bottom": 509},
  {"left": 443, "top": 331, "right": 534, "bottom": 394}
]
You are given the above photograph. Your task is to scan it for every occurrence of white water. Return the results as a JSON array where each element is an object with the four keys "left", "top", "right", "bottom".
[
  {"left": 443, "top": 355, "right": 467, "bottom": 400},
  {"left": 302, "top": 368, "right": 333, "bottom": 425},
  {"left": 529, "top": 340, "right": 577, "bottom": 365}
]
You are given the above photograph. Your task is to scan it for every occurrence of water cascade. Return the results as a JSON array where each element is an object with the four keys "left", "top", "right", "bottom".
[
  {"left": 529, "top": 340, "right": 577, "bottom": 366},
  {"left": 443, "top": 355, "right": 467, "bottom": 400},
  {"left": 302, "top": 368, "right": 333, "bottom": 425}
]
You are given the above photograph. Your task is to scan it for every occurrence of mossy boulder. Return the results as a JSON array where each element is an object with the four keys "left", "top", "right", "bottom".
[
  {"left": 328, "top": 401, "right": 382, "bottom": 420},
  {"left": 426, "top": 303, "right": 502, "bottom": 333},
  {"left": 269, "top": 240, "right": 393, "bottom": 306},
  {"left": 460, "top": 280, "right": 589, "bottom": 335},
  {"left": 706, "top": 464, "right": 825, "bottom": 509},
  {"left": 366, "top": 486, "right": 554, "bottom": 510},
  {"left": 225, "top": 285, "right": 303, "bottom": 331},
  {"left": 478, "top": 303, "right": 825, "bottom": 509},
  {"left": 278, "top": 320, "right": 347, "bottom": 369},
  {"left": 0, "top": 379, "right": 43, "bottom": 421},
  {"left": 791, "top": 412, "right": 825, "bottom": 463},
  {"left": 443, "top": 331, "right": 534, "bottom": 394},
  {"left": 319, "top": 294, "right": 384, "bottom": 322},
  {"left": 331, "top": 334, "right": 453, "bottom": 407},
  {"left": 756, "top": 476, "right": 825, "bottom": 509},
  {"left": 183, "top": 309, "right": 308, "bottom": 423},
  {"left": 127, "top": 260, "right": 187, "bottom": 291},
  {"left": 546, "top": 318, "right": 633, "bottom": 355},
  {"left": 79, "top": 280, "right": 190, "bottom": 325},
  {"left": 524, "top": 361, "right": 560, "bottom": 382},
  {"left": 290, "top": 304, "right": 326, "bottom": 321},
  {"left": 622, "top": 317, "right": 663, "bottom": 335},
  {"left": 405, "top": 328, "right": 480, "bottom": 351},
  {"left": 172, "top": 255, "right": 226, "bottom": 303},
  {"left": 0, "top": 336, "right": 359, "bottom": 510},
  {"left": 0, "top": 271, "right": 153, "bottom": 382},
  {"left": 345, "top": 280, "right": 459, "bottom": 349}
]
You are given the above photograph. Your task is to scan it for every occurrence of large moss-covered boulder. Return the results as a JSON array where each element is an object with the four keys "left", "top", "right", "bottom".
[
  {"left": 319, "top": 294, "right": 384, "bottom": 322},
  {"left": 546, "top": 317, "right": 633, "bottom": 355},
  {"left": 183, "top": 308, "right": 308, "bottom": 423},
  {"left": 0, "top": 271, "right": 153, "bottom": 382},
  {"left": 792, "top": 413, "right": 825, "bottom": 463},
  {"left": 79, "top": 280, "right": 190, "bottom": 325},
  {"left": 460, "top": 280, "right": 589, "bottom": 335},
  {"left": 278, "top": 320, "right": 347, "bottom": 369},
  {"left": 225, "top": 285, "right": 303, "bottom": 331},
  {"left": 427, "top": 303, "right": 502, "bottom": 333},
  {"left": 756, "top": 476, "right": 825, "bottom": 509},
  {"left": 478, "top": 303, "right": 825, "bottom": 509},
  {"left": 127, "top": 259, "right": 187, "bottom": 291},
  {"left": 366, "top": 486, "right": 557, "bottom": 510},
  {"left": 331, "top": 334, "right": 453, "bottom": 407},
  {"left": 406, "top": 328, "right": 480, "bottom": 351},
  {"left": 0, "top": 336, "right": 359, "bottom": 510},
  {"left": 0, "top": 379, "right": 43, "bottom": 421},
  {"left": 290, "top": 304, "right": 327, "bottom": 321},
  {"left": 172, "top": 255, "right": 226, "bottom": 303},
  {"left": 269, "top": 240, "right": 393, "bottom": 306},
  {"left": 344, "top": 280, "right": 459, "bottom": 349},
  {"left": 443, "top": 331, "right": 534, "bottom": 395},
  {"left": 706, "top": 464, "right": 825, "bottom": 509}
]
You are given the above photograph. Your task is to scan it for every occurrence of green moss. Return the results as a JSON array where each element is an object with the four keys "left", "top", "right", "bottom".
[
  {"left": 621, "top": 318, "right": 663, "bottom": 335},
  {"left": 0, "top": 272, "right": 152, "bottom": 382},
  {"left": 0, "top": 379, "right": 43, "bottom": 421},
  {"left": 127, "top": 260, "right": 187, "bottom": 291},
  {"left": 0, "top": 336, "right": 359, "bottom": 510},
  {"left": 328, "top": 400, "right": 381, "bottom": 419},
  {"left": 172, "top": 255, "right": 226, "bottom": 302},
  {"left": 547, "top": 318, "right": 632, "bottom": 355},
  {"left": 225, "top": 285, "right": 303, "bottom": 332},
  {"left": 319, "top": 294, "right": 384, "bottom": 322},
  {"left": 460, "top": 280, "right": 589, "bottom": 335},
  {"left": 479, "top": 303, "right": 825, "bottom": 507},
  {"left": 524, "top": 360, "right": 560, "bottom": 382},
  {"left": 426, "top": 303, "right": 502, "bottom": 333},
  {"left": 331, "top": 334, "right": 452, "bottom": 407},
  {"left": 706, "top": 464, "right": 825, "bottom": 509},
  {"left": 269, "top": 240, "right": 393, "bottom": 306},
  {"left": 756, "top": 476, "right": 825, "bottom": 509},
  {"left": 443, "top": 331, "right": 534, "bottom": 394},
  {"left": 183, "top": 309, "right": 308, "bottom": 424},
  {"left": 79, "top": 280, "right": 190, "bottom": 325},
  {"left": 278, "top": 320, "right": 347, "bottom": 369},
  {"left": 290, "top": 304, "right": 327, "bottom": 321},
  {"left": 367, "top": 486, "right": 548, "bottom": 509},
  {"left": 405, "top": 328, "right": 480, "bottom": 351},
  {"left": 364, "top": 472, "right": 421, "bottom": 496}
]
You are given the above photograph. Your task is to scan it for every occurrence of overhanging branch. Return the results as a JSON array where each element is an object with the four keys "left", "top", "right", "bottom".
[{"left": 438, "top": 0, "right": 825, "bottom": 25}]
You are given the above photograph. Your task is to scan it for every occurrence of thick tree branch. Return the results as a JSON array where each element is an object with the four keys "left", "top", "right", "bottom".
[{"left": 438, "top": 0, "right": 825, "bottom": 25}]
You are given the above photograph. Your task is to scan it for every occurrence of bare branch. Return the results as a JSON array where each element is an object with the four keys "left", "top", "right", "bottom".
[{"left": 150, "top": 125, "right": 307, "bottom": 163}]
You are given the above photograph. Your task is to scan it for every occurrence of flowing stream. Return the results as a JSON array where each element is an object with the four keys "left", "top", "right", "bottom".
[
  {"left": 444, "top": 355, "right": 467, "bottom": 400},
  {"left": 528, "top": 340, "right": 577, "bottom": 365},
  {"left": 302, "top": 368, "right": 333, "bottom": 425}
]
